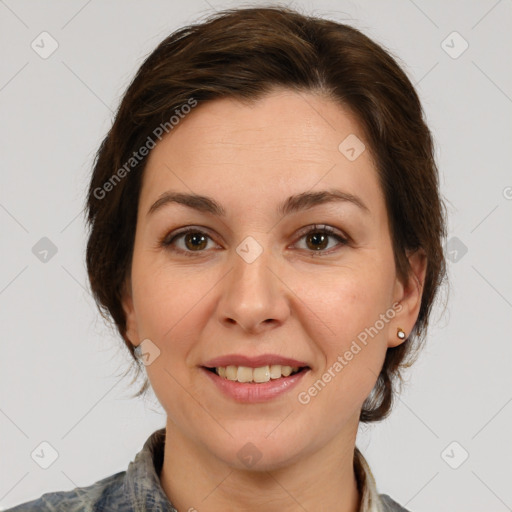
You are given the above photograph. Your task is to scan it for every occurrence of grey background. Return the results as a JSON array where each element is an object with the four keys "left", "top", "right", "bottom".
[{"left": 1, "top": 0, "right": 511, "bottom": 510}]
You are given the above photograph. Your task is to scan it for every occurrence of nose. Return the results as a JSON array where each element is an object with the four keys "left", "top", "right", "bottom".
[{"left": 216, "top": 239, "right": 291, "bottom": 335}]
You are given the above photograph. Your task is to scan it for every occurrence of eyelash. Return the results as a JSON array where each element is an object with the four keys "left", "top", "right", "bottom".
[{"left": 160, "top": 224, "right": 349, "bottom": 258}]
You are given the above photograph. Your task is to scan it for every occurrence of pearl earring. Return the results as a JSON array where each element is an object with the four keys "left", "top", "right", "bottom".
[{"left": 397, "top": 328, "right": 406, "bottom": 340}]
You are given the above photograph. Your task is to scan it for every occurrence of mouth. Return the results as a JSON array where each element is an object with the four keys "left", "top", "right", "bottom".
[
  {"left": 203, "top": 364, "right": 310, "bottom": 383},
  {"left": 200, "top": 354, "right": 311, "bottom": 402}
]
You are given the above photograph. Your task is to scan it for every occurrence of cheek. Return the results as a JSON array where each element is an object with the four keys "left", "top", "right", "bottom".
[
  {"left": 131, "top": 253, "right": 197, "bottom": 333},
  {"left": 294, "top": 262, "right": 394, "bottom": 405},
  {"left": 130, "top": 256, "right": 224, "bottom": 371},
  {"left": 130, "top": 261, "right": 214, "bottom": 421},
  {"left": 296, "top": 262, "right": 393, "bottom": 344},
  {"left": 292, "top": 272, "right": 391, "bottom": 424}
]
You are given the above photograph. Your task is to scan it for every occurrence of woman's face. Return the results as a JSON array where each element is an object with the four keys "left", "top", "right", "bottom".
[{"left": 123, "top": 89, "right": 424, "bottom": 470}]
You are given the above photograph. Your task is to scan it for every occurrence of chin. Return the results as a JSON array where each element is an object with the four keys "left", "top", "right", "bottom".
[{"left": 206, "top": 430, "right": 308, "bottom": 473}]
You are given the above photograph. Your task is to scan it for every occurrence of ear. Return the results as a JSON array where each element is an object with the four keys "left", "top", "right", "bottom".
[
  {"left": 389, "top": 248, "right": 428, "bottom": 348},
  {"left": 121, "top": 277, "right": 139, "bottom": 347}
]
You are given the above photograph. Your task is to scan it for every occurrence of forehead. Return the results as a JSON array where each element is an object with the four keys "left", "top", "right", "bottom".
[{"left": 140, "top": 89, "right": 385, "bottom": 222}]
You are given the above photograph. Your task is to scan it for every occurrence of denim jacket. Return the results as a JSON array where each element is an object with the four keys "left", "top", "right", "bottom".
[{"left": 5, "top": 428, "right": 411, "bottom": 512}]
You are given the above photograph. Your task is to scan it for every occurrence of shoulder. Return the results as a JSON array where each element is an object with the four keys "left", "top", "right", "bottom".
[
  {"left": 3, "top": 470, "right": 127, "bottom": 512},
  {"left": 3, "top": 428, "right": 170, "bottom": 512},
  {"left": 379, "top": 493, "right": 412, "bottom": 512}
]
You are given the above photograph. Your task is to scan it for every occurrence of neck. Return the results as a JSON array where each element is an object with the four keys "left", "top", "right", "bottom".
[{"left": 159, "top": 422, "right": 361, "bottom": 512}]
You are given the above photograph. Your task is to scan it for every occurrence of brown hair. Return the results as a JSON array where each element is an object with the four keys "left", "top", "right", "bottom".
[{"left": 86, "top": 6, "right": 447, "bottom": 422}]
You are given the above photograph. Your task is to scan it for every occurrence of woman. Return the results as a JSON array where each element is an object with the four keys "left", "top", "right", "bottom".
[{"left": 6, "top": 6, "right": 446, "bottom": 512}]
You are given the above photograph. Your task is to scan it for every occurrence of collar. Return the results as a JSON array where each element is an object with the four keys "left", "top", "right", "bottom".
[{"left": 354, "top": 445, "right": 384, "bottom": 512}]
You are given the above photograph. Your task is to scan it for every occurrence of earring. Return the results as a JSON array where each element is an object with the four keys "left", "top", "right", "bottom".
[{"left": 397, "top": 328, "right": 406, "bottom": 340}]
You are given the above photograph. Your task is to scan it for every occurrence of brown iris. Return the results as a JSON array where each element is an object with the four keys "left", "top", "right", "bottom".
[
  {"left": 184, "top": 232, "right": 208, "bottom": 251},
  {"left": 306, "top": 232, "right": 329, "bottom": 251}
]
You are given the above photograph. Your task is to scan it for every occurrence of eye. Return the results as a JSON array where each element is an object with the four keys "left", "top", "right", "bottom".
[
  {"left": 161, "top": 224, "right": 348, "bottom": 257},
  {"left": 161, "top": 227, "right": 218, "bottom": 256},
  {"left": 293, "top": 224, "right": 348, "bottom": 255}
]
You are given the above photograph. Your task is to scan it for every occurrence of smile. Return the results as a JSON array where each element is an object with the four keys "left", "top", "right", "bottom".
[
  {"left": 202, "top": 365, "right": 310, "bottom": 403},
  {"left": 209, "top": 365, "right": 303, "bottom": 383}
]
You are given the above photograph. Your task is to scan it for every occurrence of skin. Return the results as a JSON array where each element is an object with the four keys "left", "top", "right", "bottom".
[{"left": 122, "top": 89, "right": 427, "bottom": 512}]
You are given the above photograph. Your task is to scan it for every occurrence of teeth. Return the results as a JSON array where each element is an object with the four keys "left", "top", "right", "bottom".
[
  {"left": 281, "top": 366, "right": 292, "bottom": 377},
  {"left": 269, "top": 364, "right": 282, "bottom": 379},
  {"left": 215, "top": 365, "right": 300, "bottom": 383},
  {"left": 237, "top": 366, "right": 253, "bottom": 383},
  {"left": 253, "top": 366, "right": 270, "bottom": 383},
  {"left": 225, "top": 365, "right": 237, "bottom": 380}
]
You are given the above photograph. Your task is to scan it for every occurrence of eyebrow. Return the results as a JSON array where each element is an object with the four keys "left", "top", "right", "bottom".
[{"left": 147, "top": 189, "right": 370, "bottom": 218}]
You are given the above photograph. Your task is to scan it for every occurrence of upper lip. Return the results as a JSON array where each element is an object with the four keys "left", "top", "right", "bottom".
[{"left": 202, "top": 354, "right": 309, "bottom": 369}]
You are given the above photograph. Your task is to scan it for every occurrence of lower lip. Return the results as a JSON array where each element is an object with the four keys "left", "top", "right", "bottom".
[{"left": 201, "top": 367, "right": 309, "bottom": 403}]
